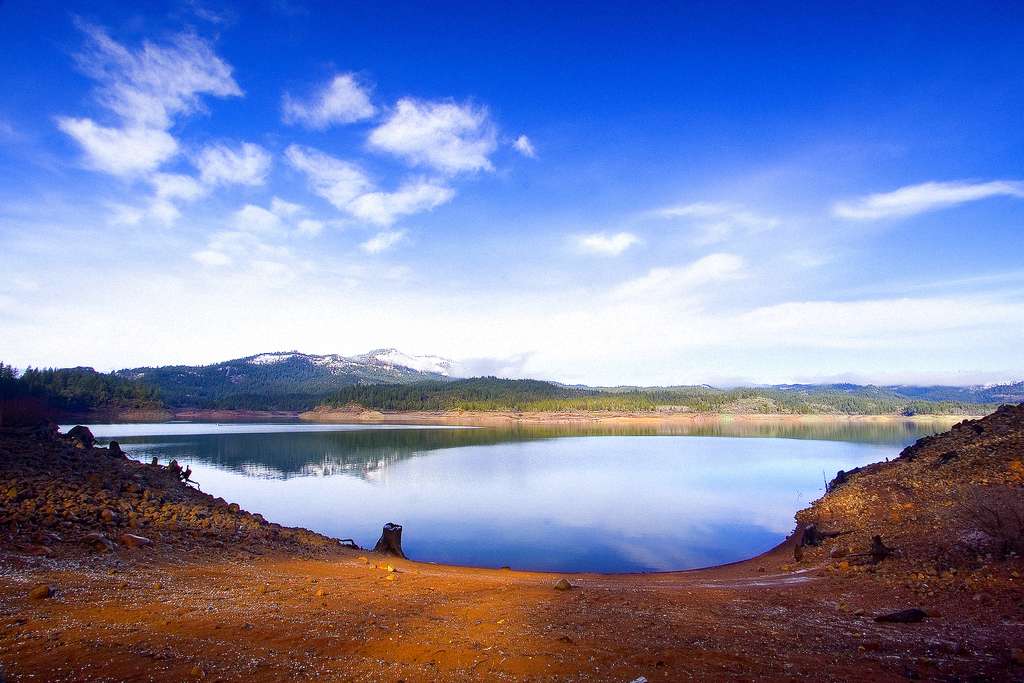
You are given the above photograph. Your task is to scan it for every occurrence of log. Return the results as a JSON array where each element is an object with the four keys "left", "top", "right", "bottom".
[{"left": 373, "top": 522, "right": 407, "bottom": 558}]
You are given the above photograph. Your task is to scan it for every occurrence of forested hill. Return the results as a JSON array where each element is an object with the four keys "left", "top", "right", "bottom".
[
  {"left": 2, "top": 357, "right": 1021, "bottom": 418},
  {"left": 323, "top": 377, "right": 1004, "bottom": 416},
  {"left": 0, "top": 363, "right": 162, "bottom": 424},
  {"left": 114, "top": 350, "right": 453, "bottom": 409}
]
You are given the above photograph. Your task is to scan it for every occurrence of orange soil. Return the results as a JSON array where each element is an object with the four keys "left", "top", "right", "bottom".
[
  {"left": 3, "top": 535, "right": 1022, "bottom": 682},
  {"left": 3, "top": 408, "right": 1024, "bottom": 681}
]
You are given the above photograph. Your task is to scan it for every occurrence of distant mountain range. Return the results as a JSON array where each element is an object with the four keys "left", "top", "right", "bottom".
[
  {"left": 767, "top": 382, "right": 1024, "bottom": 405},
  {"left": 6, "top": 348, "right": 1021, "bottom": 416},
  {"left": 114, "top": 350, "right": 1024, "bottom": 410},
  {"left": 115, "top": 349, "right": 455, "bottom": 408}
]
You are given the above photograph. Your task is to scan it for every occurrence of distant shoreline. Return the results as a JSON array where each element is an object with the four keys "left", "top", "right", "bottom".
[
  {"left": 296, "top": 407, "right": 979, "bottom": 426},
  {"left": 60, "top": 406, "right": 984, "bottom": 425}
]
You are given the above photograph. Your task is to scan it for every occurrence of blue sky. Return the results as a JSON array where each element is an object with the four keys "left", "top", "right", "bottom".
[{"left": 1, "top": 1, "right": 1022, "bottom": 385}]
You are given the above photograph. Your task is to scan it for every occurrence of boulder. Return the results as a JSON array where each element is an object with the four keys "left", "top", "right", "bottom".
[
  {"left": 28, "top": 584, "right": 51, "bottom": 600},
  {"left": 553, "top": 578, "right": 573, "bottom": 591},
  {"left": 118, "top": 533, "right": 153, "bottom": 549},
  {"left": 66, "top": 425, "right": 95, "bottom": 449},
  {"left": 108, "top": 441, "right": 124, "bottom": 457},
  {"left": 83, "top": 532, "right": 115, "bottom": 552}
]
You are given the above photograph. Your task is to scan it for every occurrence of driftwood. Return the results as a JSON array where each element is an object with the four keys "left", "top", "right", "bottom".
[
  {"left": 373, "top": 522, "right": 407, "bottom": 558},
  {"left": 875, "top": 607, "right": 926, "bottom": 623}
]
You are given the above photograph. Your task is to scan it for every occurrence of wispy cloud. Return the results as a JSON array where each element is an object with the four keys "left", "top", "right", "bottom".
[
  {"left": 613, "top": 253, "right": 745, "bottom": 299},
  {"left": 368, "top": 98, "right": 497, "bottom": 174},
  {"left": 282, "top": 73, "right": 376, "bottom": 129},
  {"left": 347, "top": 180, "right": 454, "bottom": 226},
  {"left": 833, "top": 180, "right": 1024, "bottom": 220},
  {"left": 361, "top": 229, "right": 407, "bottom": 254},
  {"left": 56, "top": 118, "right": 178, "bottom": 175},
  {"left": 194, "top": 141, "right": 271, "bottom": 186},
  {"left": 285, "top": 144, "right": 373, "bottom": 208},
  {"left": 576, "top": 231, "right": 639, "bottom": 256},
  {"left": 285, "top": 144, "right": 454, "bottom": 225},
  {"left": 71, "top": 21, "right": 241, "bottom": 129},
  {"left": 513, "top": 134, "right": 536, "bottom": 158},
  {"left": 650, "top": 202, "right": 779, "bottom": 245},
  {"left": 57, "top": 23, "right": 244, "bottom": 225}
]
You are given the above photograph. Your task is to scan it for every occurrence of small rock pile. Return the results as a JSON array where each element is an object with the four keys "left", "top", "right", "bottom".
[
  {"left": 0, "top": 424, "right": 346, "bottom": 560},
  {"left": 796, "top": 403, "right": 1024, "bottom": 571}
]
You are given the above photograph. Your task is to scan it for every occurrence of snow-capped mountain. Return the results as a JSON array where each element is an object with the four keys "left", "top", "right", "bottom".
[{"left": 116, "top": 349, "right": 457, "bottom": 406}]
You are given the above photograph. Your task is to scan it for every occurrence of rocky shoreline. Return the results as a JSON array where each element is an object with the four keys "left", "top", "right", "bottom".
[
  {"left": 0, "top": 424, "right": 346, "bottom": 564},
  {"left": 1, "top": 407, "right": 1023, "bottom": 680}
]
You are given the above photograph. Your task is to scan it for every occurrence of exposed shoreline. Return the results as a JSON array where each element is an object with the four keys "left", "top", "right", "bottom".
[
  {"left": 70, "top": 406, "right": 983, "bottom": 426},
  {"left": 4, "top": 407, "right": 1022, "bottom": 680}
]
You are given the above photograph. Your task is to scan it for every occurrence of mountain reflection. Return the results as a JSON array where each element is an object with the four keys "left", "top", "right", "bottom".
[{"left": 103, "top": 418, "right": 953, "bottom": 480}]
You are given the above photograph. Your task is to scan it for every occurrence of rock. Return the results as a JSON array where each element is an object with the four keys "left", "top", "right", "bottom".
[
  {"left": 227, "top": 503, "right": 241, "bottom": 513},
  {"left": 553, "top": 578, "right": 573, "bottom": 591},
  {"left": 875, "top": 608, "right": 927, "bottom": 623},
  {"left": 28, "top": 584, "right": 51, "bottom": 600},
  {"left": 108, "top": 441, "right": 124, "bottom": 457},
  {"left": 83, "top": 532, "right": 115, "bottom": 552},
  {"left": 118, "top": 533, "right": 152, "bottom": 549},
  {"left": 99, "top": 509, "right": 117, "bottom": 524},
  {"left": 66, "top": 425, "right": 95, "bottom": 448}
]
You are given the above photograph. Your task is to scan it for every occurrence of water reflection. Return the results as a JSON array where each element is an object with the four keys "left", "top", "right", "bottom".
[{"left": 71, "top": 420, "right": 950, "bottom": 572}]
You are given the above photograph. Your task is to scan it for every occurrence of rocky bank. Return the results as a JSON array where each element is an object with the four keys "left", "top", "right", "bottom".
[{"left": 0, "top": 409, "right": 1022, "bottom": 681}]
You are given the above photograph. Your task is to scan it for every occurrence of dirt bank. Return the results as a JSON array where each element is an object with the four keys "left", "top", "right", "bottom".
[
  {"left": 298, "top": 406, "right": 976, "bottom": 427},
  {"left": 2, "top": 408, "right": 1023, "bottom": 681}
]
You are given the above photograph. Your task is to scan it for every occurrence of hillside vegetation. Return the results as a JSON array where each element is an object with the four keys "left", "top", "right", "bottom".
[
  {"left": 0, "top": 364, "right": 164, "bottom": 426},
  {"left": 324, "top": 377, "right": 996, "bottom": 415},
  {"left": 0, "top": 361, "right": 1007, "bottom": 418}
]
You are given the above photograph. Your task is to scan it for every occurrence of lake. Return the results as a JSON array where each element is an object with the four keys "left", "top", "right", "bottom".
[{"left": 67, "top": 419, "right": 954, "bottom": 573}]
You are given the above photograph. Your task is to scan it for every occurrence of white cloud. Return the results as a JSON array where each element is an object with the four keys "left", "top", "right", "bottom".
[
  {"left": 58, "top": 23, "right": 245, "bottom": 228},
  {"left": 192, "top": 249, "right": 231, "bottom": 266},
  {"left": 282, "top": 73, "right": 375, "bottom": 129},
  {"left": 286, "top": 144, "right": 454, "bottom": 225},
  {"left": 150, "top": 172, "right": 207, "bottom": 201},
  {"left": 576, "top": 231, "right": 639, "bottom": 256},
  {"left": 346, "top": 180, "right": 454, "bottom": 226},
  {"left": 194, "top": 142, "right": 271, "bottom": 186},
  {"left": 368, "top": 98, "right": 497, "bottom": 174},
  {"left": 613, "top": 253, "right": 746, "bottom": 299},
  {"left": 232, "top": 204, "right": 283, "bottom": 234},
  {"left": 296, "top": 219, "right": 324, "bottom": 237},
  {"left": 148, "top": 199, "right": 182, "bottom": 226},
  {"left": 285, "top": 144, "right": 373, "bottom": 209},
  {"left": 106, "top": 203, "right": 146, "bottom": 226},
  {"left": 361, "top": 229, "right": 407, "bottom": 254},
  {"left": 72, "top": 22, "right": 241, "bottom": 129},
  {"left": 734, "top": 296, "right": 1024, "bottom": 349},
  {"left": 513, "top": 134, "right": 536, "bottom": 158},
  {"left": 270, "top": 197, "right": 303, "bottom": 217},
  {"left": 56, "top": 118, "right": 178, "bottom": 175},
  {"left": 651, "top": 202, "right": 779, "bottom": 245},
  {"left": 833, "top": 180, "right": 1024, "bottom": 220}
]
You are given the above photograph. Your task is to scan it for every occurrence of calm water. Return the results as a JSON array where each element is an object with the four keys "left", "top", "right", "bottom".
[{"left": 68, "top": 419, "right": 954, "bottom": 573}]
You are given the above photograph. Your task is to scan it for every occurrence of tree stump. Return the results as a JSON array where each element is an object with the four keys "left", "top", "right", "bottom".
[
  {"left": 870, "top": 535, "right": 893, "bottom": 563},
  {"left": 373, "top": 523, "right": 407, "bottom": 559}
]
